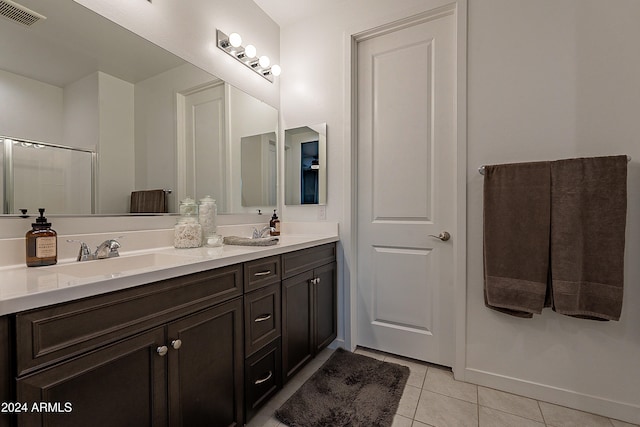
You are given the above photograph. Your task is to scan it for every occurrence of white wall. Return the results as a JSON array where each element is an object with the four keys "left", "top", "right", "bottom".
[
  {"left": 0, "top": 69, "right": 63, "bottom": 143},
  {"left": 280, "top": 0, "right": 640, "bottom": 423},
  {"left": 74, "top": 0, "right": 280, "bottom": 108}
]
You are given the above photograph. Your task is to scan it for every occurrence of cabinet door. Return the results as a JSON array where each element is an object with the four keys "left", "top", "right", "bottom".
[
  {"left": 314, "top": 262, "right": 337, "bottom": 353},
  {"left": 281, "top": 271, "right": 314, "bottom": 383},
  {"left": 167, "top": 298, "right": 243, "bottom": 427},
  {"left": 17, "top": 327, "right": 167, "bottom": 427},
  {"left": 0, "top": 316, "right": 13, "bottom": 427}
]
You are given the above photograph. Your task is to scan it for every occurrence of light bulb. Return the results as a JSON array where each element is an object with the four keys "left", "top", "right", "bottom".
[
  {"left": 259, "top": 55, "right": 270, "bottom": 68},
  {"left": 244, "top": 44, "right": 256, "bottom": 59},
  {"left": 271, "top": 64, "right": 281, "bottom": 76},
  {"left": 229, "top": 32, "right": 242, "bottom": 48}
]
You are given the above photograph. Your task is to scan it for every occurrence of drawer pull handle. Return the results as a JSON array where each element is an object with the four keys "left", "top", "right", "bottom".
[
  {"left": 171, "top": 339, "right": 182, "bottom": 350},
  {"left": 255, "top": 370, "right": 273, "bottom": 385},
  {"left": 156, "top": 345, "right": 168, "bottom": 357},
  {"left": 254, "top": 314, "right": 272, "bottom": 323},
  {"left": 254, "top": 270, "right": 272, "bottom": 277}
]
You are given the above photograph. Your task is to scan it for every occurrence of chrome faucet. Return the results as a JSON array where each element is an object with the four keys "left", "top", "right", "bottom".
[
  {"left": 67, "top": 237, "right": 122, "bottom": 261},
  {"left": 252, "top": 226, "right": 275, "bottom": 239},
  {"left": 95, "top": 239, "right": 121, "bottom": 259}
]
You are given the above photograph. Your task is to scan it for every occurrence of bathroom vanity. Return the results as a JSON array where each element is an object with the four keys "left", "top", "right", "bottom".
[{"left": 0, "top": 235, "right": 337, "bottom": 427}]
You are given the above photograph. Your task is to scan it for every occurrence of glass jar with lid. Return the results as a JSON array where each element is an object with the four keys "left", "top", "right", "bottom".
[
  {"left": 199, "top": 196, "right": 222, "bottom": 247},
  {"left": 174, "top": 216, "right": 202, "bottom": 248},
  {"left": 174, "top": 197, "right": 202, "bottom": 248},
  {"left": 179, "top": 197, "right": 198, "bottom": 216}
]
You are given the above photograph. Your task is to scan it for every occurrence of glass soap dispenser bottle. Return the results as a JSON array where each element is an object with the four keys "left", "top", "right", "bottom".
[{"left": 26, "top": 208, "right": 57, "bottom": 267}]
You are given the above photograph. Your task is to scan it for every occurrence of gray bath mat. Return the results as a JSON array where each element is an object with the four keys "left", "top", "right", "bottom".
[{"left": 275, "top": 348, "right": 410, "bottom": 427}]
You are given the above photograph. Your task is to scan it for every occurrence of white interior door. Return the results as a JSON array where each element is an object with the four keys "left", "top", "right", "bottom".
[
  {"left": 178, "top": 82, "right": 225, "bottom": 211},
  {"left": 356, "top": 9, "right": 456, "bottom": 366}
]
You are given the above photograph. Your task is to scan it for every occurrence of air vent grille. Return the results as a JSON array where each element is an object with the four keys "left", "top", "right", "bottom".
[{"left": 0, "top": 0, "right": 46, "bottom": 26}]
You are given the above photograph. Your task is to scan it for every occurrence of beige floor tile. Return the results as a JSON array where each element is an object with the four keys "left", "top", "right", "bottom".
[
  {"left": 539, "top": 401, "right": 614, "bottom": 427},
  {"left": 423, "top": 367, "right": 478, "bottom": 404},
  {"left": 479, "top": 406, "right": 545, "bottom": 427},
  {"left": 610, "top": 419, "right": 639, "bottom": 427},
  {"left": 414, "top": 389, "right": 479, "bottom": 427},
  {"left": 385, "top": 355, "right": 428, "bottom": 388},
  {"left": 412, "top": 420, "right": 433, "bottom": 427},
  {"left": 392, "top": 414, "right": 415, "bottom": 427},
  {"left": 355, "top": 346, "right": 387, "bottom": 360},
  {"left": 478, "top": 386, "right": 543, "bottom": 422},
  {"left": 397, "top": 384, "right": 422, "bottom": 419}
]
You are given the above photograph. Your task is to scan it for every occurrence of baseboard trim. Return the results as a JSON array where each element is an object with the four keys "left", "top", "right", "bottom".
[{"left": 464, "top": 368, "right": 640, "bottom": 425}]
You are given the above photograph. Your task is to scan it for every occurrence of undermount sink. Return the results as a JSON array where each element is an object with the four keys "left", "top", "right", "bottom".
[{"left": 42, "top": 253, "right": 200, "bottom": 278}]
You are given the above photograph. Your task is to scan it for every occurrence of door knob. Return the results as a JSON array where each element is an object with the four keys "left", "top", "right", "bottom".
[
  {"left": 428, "top": 231, "right": 451, "bottom": 241},
  {"left": 171, "top": 339, "right": 182, "bottom": 350},
  {"left": 156, "top": 345, "right": 168, "bottom": 356}
]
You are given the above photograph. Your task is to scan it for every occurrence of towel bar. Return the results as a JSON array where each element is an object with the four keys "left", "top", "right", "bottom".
[{"left": 478, "top": 155, "right": 631, "bottom": 175}]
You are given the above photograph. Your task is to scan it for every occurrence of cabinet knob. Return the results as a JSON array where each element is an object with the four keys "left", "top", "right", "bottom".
[
  {"left": 156, "top": 345, "right": 168, "bottom": 357},
  {"left": 171, "top": 339, "right": 182, "bottom": 350}
]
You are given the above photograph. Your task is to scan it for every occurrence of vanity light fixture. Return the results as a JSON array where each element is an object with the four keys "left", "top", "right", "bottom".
[{"left": 217, "top": 29, "right": 280, "bottom": 83}]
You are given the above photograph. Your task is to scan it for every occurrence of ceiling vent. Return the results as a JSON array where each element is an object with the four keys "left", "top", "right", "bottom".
[{"left": 0, "top": 0, "right": 46, "bottom": 26}]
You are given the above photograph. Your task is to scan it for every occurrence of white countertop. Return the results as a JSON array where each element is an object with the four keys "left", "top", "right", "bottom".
[{"left": 0, "top": 233, "right": 338, "bottom": 316}]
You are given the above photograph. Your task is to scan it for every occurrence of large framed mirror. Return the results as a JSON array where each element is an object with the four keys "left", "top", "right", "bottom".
[
  {"left": 0, "top": 0, "right": 278, "bottom": 215},
  {"left": 284, "top": 124, "right": 327, "bottom": 205}
]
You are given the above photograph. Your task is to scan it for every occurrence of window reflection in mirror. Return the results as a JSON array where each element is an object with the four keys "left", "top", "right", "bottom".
[{"left": 285, "top": 124, "right": 327, "bottom": 205}]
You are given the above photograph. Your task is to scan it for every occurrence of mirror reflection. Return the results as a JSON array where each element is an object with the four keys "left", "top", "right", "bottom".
[
  {"left": 285, "top": 124, "right": 327, "bottom": 205},
  {"left": 0, "top": 0, "right": 278, "bottom": 215}
]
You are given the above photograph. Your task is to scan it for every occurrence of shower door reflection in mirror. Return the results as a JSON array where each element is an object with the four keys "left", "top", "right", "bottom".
[
  {"left": 2, "top": 137, "right": 95, "bottom": 214},
  {"left": 284, "top": 123, "right": 327, "bottom": 205}
]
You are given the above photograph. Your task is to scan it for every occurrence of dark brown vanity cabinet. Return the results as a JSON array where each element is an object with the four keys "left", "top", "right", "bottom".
[
  {"left": 13, "top": 265, "right": 245, "bottom": 427},
  {"left": 243, "top": 257, "right": 282, "bottom": 421},
  {"left": 281, "top": 244, "right": 337, "bottom": 383},
  {"left": 2, "top": 242, "right": 337, "bottom": 427}
]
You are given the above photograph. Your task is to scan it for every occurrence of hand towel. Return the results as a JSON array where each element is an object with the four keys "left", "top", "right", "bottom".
[
  {"left": 483, "top": 161, "right": 551, "bottom": 317},
  {"left": 130, "top": 189, "right": 167, "bottom": 213},
  {"left": 550, "top": 156, "right": 627, "bottom": 321}
]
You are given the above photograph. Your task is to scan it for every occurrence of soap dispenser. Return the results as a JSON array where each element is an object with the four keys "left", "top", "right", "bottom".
[
  {"left": 270, "top": 210, "right": 280, "bottom": 236},
  {"left": 26, "top": 208, "right": 57, "bottom": 267}
]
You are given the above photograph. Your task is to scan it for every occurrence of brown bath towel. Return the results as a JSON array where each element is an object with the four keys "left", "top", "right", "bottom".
[
  {"left": 130, "top": 189, "right": 167, "bottom": 213},
  {"left": 483, "top": 161, "right": 551, "bottom": 317},
  {"left": 550, "top": 156, "right": 627, "bottom": 321}
]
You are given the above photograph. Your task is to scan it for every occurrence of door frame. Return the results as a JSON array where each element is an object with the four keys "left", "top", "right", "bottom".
[{"left": 343, "top": 0, "right": 468, "bottom": 378}]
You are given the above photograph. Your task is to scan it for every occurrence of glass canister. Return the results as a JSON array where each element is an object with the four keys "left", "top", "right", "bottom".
[
  {"left": 174, "top": 216, "right": 202, "bottom": 248},
  {"left": 174, "top": 197, "right": 202, "bottom": 248},
  {"left": 179, "top": 197, "right": 198, "bottom": 216},
  {"left": 199, "top": 196, "right": 222, "bottom": 247}
]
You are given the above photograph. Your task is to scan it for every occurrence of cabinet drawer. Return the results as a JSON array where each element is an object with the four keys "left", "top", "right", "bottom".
[
  {"left": 245, "top": 338, "right": 281, "bottom": 422},
  {"left": 16, "top": 264, "right": 243, "bottom": 375},
  {"left": 244, "top": 255, "right": 281, "bottom": 292},
  {"left": 282, "top": 243, "right": 336, "bottom": 279},
  {"left": 244, "top": 283, "right": 281, "bottom": 357}
]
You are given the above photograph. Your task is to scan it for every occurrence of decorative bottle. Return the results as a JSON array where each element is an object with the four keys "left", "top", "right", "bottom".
[
  {"left": 26, "top": 208, "right": 57, "bottom": 267},
  {"left": 270, "top": 210, "right": 280, "bottom": 236}
]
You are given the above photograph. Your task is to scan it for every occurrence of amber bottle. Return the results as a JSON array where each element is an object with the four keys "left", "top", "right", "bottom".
[
  {"left": 26, "top": 208, "right": 57, "bottom": 267},
  {"left": 270, "top": 210, "right": 281, "bottom": 236}
]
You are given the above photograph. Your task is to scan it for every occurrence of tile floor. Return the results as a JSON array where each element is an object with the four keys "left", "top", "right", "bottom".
[{"left": 247, "top": 347, "right": 638, "bottom": 427}]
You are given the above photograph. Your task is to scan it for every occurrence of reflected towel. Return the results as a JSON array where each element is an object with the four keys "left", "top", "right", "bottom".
[
  {"left": 483, "top": 161, "right": 551, "bottom": 317},
  {"left": 550, "top": 156, "right": 627, "bottom": 321},
  {"left": 130, "top": 190, "right": 167, "bottom": 213}
]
